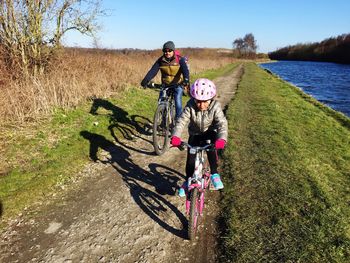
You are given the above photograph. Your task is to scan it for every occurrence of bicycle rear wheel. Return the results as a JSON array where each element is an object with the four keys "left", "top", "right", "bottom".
[
  {"left": 188, "top": 188, "right": 200, "bottom": 240},
  {"left": 153, "top": 104, "right": 170, "bottom": 155},
  {"left": 169, "top": 102, "right": 176, "bottom": 133}
]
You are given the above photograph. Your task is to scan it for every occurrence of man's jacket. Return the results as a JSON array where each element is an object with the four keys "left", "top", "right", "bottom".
[{"left": 141, "top": 55, "right": 189, "bottom": 87}]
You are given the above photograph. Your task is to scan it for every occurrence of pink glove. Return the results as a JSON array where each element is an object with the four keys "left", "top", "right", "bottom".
[
  {"left": 215, "top": 139, "right": 226, "bottom": 149},
  {"left": 171, "top": 136, "right": 182, "bottom": 147}
]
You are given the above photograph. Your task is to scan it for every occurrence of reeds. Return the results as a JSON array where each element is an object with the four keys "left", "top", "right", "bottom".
[{"left": 0, "top": 48, "right": 234, "bottom": 123}]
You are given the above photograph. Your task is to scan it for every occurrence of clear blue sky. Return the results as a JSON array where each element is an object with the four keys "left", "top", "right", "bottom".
[{"left": 63, "top": 0, "right": 350, "bottom": 53}]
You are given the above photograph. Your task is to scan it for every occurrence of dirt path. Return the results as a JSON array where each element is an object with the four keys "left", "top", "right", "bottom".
[{"left": 0, "top": 65, "right": 243, "bottom": 263}]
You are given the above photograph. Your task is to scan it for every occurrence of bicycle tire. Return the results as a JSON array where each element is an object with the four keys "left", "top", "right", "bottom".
[
  {"left": 169, "top": 102, "right": 176, "bottom": 132},
  {"left": 152, "top": 104, "right": 170, "bottom": 155},
  {"left": 188, "top": 187, "right": 200, "bottom": 240}
]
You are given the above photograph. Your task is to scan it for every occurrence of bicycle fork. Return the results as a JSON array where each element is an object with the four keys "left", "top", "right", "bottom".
[
  {"left": 185, "top": 176, "right": 210, "bottom": 216},
  {"left": 185, "top": 150, "right": 210, "bottom": 216}
]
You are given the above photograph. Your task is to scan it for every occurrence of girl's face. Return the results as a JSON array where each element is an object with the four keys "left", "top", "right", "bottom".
[{"left": 195, "top": 99, "right": 211, "bottom": 111}]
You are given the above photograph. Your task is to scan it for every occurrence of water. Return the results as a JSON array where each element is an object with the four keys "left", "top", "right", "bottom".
[{"left": 260, "top": 61, "right": 350, "bottom": 117}]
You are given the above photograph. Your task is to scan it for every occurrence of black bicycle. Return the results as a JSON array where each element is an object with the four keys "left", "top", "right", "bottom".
[{"left": 149, "top": 83, "right": 176, "bottom": 155}]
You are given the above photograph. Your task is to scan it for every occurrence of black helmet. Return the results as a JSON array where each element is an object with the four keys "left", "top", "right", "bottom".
[{"left": 162, "top": 41, "right": 175, "bottom": 51}]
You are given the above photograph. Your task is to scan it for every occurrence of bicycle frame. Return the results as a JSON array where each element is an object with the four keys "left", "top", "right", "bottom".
[
  {"left": 158, "top": 86, "right": 175, "bottom": 124},
  {"left": 181, "top": 142, "right": 213, "bottom": 215},
  {"left": 180, "top": 142, "right": 214, "bottom": 240},
  {"left": 153, "top": 83, "right": 175, "bottom": 106}
]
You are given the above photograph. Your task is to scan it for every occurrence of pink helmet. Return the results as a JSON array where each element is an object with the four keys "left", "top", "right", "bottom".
[{"left": 190, "top": 78, "right": 216, "bottom": 100}]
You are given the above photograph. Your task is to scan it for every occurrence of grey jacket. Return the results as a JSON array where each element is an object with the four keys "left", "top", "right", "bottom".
[{"left": 172, "top": 99, "right": 228, "bottom": 141}]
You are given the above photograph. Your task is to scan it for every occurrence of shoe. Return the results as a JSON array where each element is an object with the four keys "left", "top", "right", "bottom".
[
  {"left": 178, "top": 187, "right": 186, "bottom": 197},
  {"left": 178, "top": 182, "right": 187, "bottom": 197},
  {"left": 211, "top": 173, "right": 224, "bottom": 190}
]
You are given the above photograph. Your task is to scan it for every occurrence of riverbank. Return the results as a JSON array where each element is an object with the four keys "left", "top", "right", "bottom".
[
  {"left": 220, "top": 63, "right": 350, "bottom": 262},
  {"left": 260, "top": 60, "right": 350, "bottom": 119}
]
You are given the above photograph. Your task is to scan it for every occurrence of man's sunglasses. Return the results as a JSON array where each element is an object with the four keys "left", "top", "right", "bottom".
[{"left": 163, "top": 49, "right": 173, "bottom": 53}]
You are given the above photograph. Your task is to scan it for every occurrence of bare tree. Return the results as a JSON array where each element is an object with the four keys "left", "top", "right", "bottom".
[
  {"left": 232, "top": 33, "right": 258, "bottom": 58},
  {"left": 243, "top": 33, "right": 257, "bottom": 58},
  {"left": 0, "top": 0, "right": 103, "bottom": 77},
  {"left": 232, "top": 37, "right": 245, "bottom": 57}
]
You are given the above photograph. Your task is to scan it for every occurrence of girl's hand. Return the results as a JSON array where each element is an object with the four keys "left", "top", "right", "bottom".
[{"left": 215, "top": 139, "right": 226, "bottom": 149}]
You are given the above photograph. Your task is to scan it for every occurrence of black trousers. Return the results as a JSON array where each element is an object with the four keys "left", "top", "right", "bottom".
[{"left": 185, "top": 130, "right": 218, "bottom": 179}]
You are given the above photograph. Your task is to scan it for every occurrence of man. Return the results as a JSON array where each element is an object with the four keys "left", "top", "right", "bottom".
[{"left": 141, "top": 41, "right": 190, "bottom": 119}]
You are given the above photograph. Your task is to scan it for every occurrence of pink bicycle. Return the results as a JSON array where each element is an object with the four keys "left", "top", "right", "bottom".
[{"left": 180, "top": 141, "right": 215, "bottom": 240}]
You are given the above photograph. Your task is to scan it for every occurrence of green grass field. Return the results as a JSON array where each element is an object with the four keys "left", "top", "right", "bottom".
[{"left": 220, "top": 63, "right": 350, "bottom": 262}]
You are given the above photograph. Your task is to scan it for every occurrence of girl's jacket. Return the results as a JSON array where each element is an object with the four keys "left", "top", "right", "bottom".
[{"left": 172, "top": 98, "right": 228, "bottom": 141}]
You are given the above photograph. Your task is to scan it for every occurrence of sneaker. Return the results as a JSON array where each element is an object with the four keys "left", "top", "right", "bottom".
[
  {"left": 178, "top": 182, "right": 187, "bottom": 197},
  {"left": 211, "top": 173, "right": 224, "bottom": 190},
  {"left": 178, "top": 187, "right": 186, "bottom": 197}
]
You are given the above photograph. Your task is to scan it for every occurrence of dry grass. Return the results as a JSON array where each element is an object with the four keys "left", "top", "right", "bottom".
[{"left": 0, "top": 48, "right": 234, "bottom": 124}]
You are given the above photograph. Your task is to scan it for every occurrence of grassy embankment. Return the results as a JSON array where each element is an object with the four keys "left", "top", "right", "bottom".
[
  {"left": 0, "top": 62, "right": 239, "bottom": 229},
  {"left": 221, "top": 63, "right": 350, "bottom": 262}
]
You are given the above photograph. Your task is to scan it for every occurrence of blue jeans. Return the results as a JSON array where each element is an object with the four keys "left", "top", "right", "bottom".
[{"left": 173, "top": 85, "right": 183, "bottom": 119}]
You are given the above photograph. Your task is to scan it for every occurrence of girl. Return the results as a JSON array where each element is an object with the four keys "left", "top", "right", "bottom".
[{"left": 170, "top": 78, "right": 228, "bottom": 197}]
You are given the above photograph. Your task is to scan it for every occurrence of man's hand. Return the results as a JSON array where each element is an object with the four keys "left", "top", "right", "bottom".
[
  {"left": 147, "top": 82, "right": 155, "bottom": 88},
  {"left": 182, "top": 79, "right": 190, "bottom": 88}
]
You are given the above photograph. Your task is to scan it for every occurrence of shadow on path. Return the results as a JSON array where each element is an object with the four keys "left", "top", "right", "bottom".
[
  {"left": 80, "top": 130, "right": 187, "bottom": 238},
  {"left": 89, "top": 98, "right": 154, "bottom": 155}
]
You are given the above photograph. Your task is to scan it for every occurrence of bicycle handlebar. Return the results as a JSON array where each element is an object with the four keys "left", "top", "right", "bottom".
[
  {"left": 148, "top": 82, "right": 187, "bottom": 89},
  {"left": 179, "top": 141, "right": 215, "bottom": 152}
]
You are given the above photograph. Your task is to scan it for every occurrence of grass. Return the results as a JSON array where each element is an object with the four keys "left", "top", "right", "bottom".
[
  {"left": 192, "top": 62, "right": 239, "bottom": 80},
  {"left": 0, "top": 63, "right": 239, "bottom": 229},
  {"left": 0, "top": 86, "right": 156, "bottom": 228},
  {"left": 220, "top": 63, "right": 350, "bottom": 262}
]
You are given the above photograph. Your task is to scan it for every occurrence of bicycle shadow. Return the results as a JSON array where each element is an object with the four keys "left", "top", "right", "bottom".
[
  {"left": 108, "top": 125, "right": 155, "bottom": 156},
  {"left": 148, "top": 163, "right": 185, "bottom": 195},
  {"left": 89, "top": 98, "right": 153, "bottom": 149},
  {"left": 80, "top": 130, "right": 187, "bottom": 238}
]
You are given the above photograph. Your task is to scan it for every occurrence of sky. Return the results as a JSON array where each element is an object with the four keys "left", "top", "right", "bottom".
[{"left": 63, "top": 0, "right": 350, "bottom": 53}]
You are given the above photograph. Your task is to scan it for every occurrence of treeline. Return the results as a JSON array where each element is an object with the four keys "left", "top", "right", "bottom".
[
  {"left": 268, "top": 33, "right": 350, "bottom": 64},
  {"left": 67, "top": 47, "right": 234, "bottom": 59}
]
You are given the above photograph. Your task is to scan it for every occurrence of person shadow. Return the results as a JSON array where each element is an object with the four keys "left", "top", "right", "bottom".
[
  {"left": 89, "top": 98, "right": 154, "bottom": 155},
  {"left": 80, "top": 130, "right": 187, "bottom": 238}
]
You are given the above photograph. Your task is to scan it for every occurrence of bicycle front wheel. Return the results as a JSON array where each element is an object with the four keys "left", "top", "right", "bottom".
[
  {"left": 188, "top": 188, "right": 200, "bottom": 240},
  {"left": 152, "top": 104, "right": 170, "bottom": 155}
]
